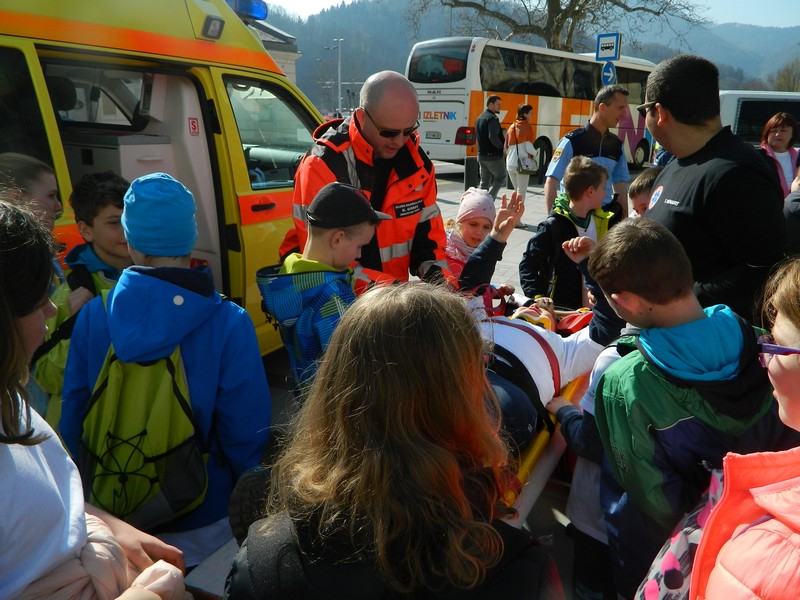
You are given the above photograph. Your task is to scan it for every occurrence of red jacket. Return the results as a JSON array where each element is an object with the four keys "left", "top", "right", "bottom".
[{"left": 279, "top": 116, "right": 453, "bottom": 291}]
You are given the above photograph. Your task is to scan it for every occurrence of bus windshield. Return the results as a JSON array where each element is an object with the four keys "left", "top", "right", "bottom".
[{"left": 407, "top": 38, "right": 471, "bottom": 84}]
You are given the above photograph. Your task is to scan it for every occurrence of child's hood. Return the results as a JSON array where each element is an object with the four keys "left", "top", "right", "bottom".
[
  {"left": 105, "top": 266, "right": 222, "bottom": 362},
  {"left": 65, "top": 243, "right": 118, "bottom": 278},
  {"left": 638, "top": 304, "right": 743, "bottom": 382}
]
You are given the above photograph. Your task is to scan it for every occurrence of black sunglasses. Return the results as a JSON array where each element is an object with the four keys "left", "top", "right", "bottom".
[
  {"left": 362, "top": 107, "right": 419, "bottom": 139},
  {"left": 636, "top": 100, "right": 657, "bottom": 119}
]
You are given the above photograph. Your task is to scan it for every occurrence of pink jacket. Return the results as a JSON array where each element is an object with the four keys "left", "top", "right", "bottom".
[
  {"left": 690, "top": 445, "right": 800, "bottom": 600},
  {"left": 760, "top": 143, "right": 799, "bottom": 197}
]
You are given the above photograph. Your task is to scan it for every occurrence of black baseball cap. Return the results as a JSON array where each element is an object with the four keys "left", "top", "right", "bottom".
[{"left": 306, "top": 182, "right": 391, "bottom": 228}]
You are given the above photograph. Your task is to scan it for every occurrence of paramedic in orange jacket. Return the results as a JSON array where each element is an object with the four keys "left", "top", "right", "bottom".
[{"left": 279, "top": 70, "right": 454, "bottom": 291}]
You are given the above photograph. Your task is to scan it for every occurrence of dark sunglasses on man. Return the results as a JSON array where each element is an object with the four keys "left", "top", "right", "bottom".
[
  {"left": 362, "top": 107, "right": 419, "bottom": 139},
  {"left": 636, "top": 100, "right": 657, "bottom": 119}
]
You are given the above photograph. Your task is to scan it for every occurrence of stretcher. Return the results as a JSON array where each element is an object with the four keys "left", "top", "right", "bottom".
[
  {"left": 493, "top": 306, "right": 593, "bottom": 527},
  {"left": 504, "top": 371, "right": 590, "bottom": 528}
]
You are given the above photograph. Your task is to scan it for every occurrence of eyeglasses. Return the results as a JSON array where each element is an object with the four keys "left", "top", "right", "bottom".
[
  {"left": 362, "top": 107, "right": 419, "bottom": 139},
  {"left": 758, "top": 334, "right": 800, "bottom": 367},
  {"left": 636, "top": 100, "right": 657, "bottom": 119}
]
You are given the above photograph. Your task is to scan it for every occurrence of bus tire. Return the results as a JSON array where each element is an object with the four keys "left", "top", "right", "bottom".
[
  {"left": 534, "top": 138, "right": 552, "bottom": 185},
  {"left": 632, "top": 139, "right": 650, "bottom": 170}
]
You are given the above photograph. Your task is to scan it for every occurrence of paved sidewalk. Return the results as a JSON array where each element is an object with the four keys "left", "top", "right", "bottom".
[{"left": 434, "top": 161, "right": 549, "bottom": 294}]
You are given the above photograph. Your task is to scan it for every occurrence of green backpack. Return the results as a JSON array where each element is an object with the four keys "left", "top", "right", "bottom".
[{"left": 78, "top": 316, "right": 209, "bottom": 531}]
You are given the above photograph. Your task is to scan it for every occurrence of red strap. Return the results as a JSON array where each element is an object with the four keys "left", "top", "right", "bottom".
[
  {"left": 466, "top": 285, "right": 506, "bottom": 317},
  {"left": 489, "top": 318, "right": 561, "bottom": 392}
]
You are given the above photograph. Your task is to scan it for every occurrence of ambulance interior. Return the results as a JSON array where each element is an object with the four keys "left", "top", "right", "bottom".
[{"left": 0, "top": 49, "right": 315, "bottom": 292}]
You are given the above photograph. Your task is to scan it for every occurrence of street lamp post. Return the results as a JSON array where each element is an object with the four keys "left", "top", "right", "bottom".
[{"left": 333, "top": 38, "right": 344, "bottom": 113}]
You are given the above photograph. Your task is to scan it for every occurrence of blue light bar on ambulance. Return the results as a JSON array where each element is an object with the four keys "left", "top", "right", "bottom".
[{"left": 225, "top": 0, "right": 268, "bottom": 20}]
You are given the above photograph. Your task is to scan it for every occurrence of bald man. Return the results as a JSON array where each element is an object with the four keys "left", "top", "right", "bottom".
[{"left": 279, "top": 71, "right": 453, "bottom": 291}]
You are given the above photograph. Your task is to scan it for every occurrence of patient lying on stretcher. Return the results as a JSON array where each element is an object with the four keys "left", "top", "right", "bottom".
[{"left": 476, "top": 238, "right": 624, "bottom": 452}]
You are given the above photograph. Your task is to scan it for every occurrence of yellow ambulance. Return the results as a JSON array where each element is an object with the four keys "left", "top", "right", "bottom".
[{"left": 0, "top": 0, "right": 321, "bottom": 354}]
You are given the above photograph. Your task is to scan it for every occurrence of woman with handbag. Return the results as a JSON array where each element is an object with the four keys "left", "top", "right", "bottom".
[{"left": 505, "top": 104, "right": 537, "bottom": 207}]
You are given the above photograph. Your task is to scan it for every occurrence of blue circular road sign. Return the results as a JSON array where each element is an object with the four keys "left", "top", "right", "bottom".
[{"left": 601, "top": 61, "right": 617, "bottom": 85}]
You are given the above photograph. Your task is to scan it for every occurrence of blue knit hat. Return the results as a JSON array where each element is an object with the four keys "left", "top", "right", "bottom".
[{"left": 122, "top": 173, "right": 197, "bottom": 257}]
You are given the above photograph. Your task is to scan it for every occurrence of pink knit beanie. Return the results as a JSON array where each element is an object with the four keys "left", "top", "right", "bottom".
[{"left": 457, "top": 187, "right": 496, "bottom": 224}]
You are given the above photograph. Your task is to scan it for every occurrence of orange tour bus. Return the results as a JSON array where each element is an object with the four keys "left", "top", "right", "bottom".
[{"left": 406, "top": 36, "right": 655, "bottom": 183}]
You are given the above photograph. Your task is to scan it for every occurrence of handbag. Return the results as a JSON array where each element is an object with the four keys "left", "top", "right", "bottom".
[{"left": 514, "top": 123, "right": 538, "bottom": 175}]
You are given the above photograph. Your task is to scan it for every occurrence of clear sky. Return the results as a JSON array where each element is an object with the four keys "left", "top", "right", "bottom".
[{"left": 267, "top": 0, "right": 800, "bottom": 27}]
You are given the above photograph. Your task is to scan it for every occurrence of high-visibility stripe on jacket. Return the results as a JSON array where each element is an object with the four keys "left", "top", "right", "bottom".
[{"left": 279, "top": 116, "right": 453, "bottom": 291}]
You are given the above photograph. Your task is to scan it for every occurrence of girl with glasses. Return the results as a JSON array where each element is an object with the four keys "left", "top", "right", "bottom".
[{"left": 690, "top": 258, "right": 800, "bottom": 599}]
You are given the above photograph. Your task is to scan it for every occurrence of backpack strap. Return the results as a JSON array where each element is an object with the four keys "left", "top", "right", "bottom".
[
  {"left": 31, "top": 265, "right": 98, "bottom": 366},
  {"left": 66, "top": 264, "right": 98, "bottom": 297},
  {"left": 239, "top": 514, "right": 316, "bottom": 597}
]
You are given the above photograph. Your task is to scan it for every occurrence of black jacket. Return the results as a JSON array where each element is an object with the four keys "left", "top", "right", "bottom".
[
  {"left": 475, "top": 109, "right": 504, "bottom": 157},
  {"left": 224, "top": 511, "right": 563, "bottom": 599}
]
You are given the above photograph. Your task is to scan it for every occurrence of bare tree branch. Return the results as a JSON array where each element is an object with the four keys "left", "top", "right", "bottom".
[{"left": 406, "top": 0, "right": 707, "bottom": 51}]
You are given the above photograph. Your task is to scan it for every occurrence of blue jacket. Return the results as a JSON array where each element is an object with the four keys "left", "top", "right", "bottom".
[
  {"left": 257, "top": 255, "right": 355, "bottom": 385},
  {"left": 545, "top": 122, "right": 629, "bottom": 208},
  {"left": 61, "top": 266, "right": 271, "bottom": 532}
]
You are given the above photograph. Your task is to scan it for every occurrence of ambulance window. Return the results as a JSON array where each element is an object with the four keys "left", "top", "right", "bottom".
[
  {"left": 224, "top": 77, "right": 315, "bottom": 190},
  {"left": 41, "top": 63, "right": 145, "bottom": 128},
  {"left": 0, "top": 48, "right": 52, "bottom": 163}
]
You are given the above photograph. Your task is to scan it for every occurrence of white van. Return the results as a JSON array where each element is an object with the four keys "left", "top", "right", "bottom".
[{"left": 719, "top": 90, "right": 800, "bottom": 145}]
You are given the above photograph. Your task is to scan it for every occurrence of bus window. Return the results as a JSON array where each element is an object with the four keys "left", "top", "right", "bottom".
[
  {"left": 407, "top": 38, "right": 471, "bottom": 84},
  {"left": 616, "top": 67, "right": 648, "bottom": 104},
  {"left": 569, "top": 61, "right": 600, "bottom": 100},
  {"left": 481, "top": 46, "right": 565, "bottom": 96},
  {"left": 225, "top": 77, "right": 315, "bottom": 189}
]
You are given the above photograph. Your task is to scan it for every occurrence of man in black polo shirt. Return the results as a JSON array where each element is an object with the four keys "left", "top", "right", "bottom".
[{"left": 640, "top": 54, "right": 785, "bottom": 320}]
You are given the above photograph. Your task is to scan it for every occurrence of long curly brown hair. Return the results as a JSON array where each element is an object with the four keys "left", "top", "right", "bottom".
[{"left": 267, "top": 283, "right": 509, "bottom": 592}]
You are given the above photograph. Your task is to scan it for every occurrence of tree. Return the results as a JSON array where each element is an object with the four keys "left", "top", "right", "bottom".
[
  {"left": 768, "top": 58, "right": 800, "bottom": 92},
  {"left": 407, "top": 0, "right": 707, "bottom": 52}
]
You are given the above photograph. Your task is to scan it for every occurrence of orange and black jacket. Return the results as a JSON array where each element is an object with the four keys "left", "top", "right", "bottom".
[{"left": 279, "top": 116, "right": 454, "bottom": 292}]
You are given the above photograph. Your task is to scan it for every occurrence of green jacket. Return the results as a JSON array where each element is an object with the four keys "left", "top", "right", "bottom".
[
  {"left": 34, "top": 245, "right": 121, "bottom": 426},
  {"left": 595, "top": 315, "right": 800, "bottom": 595}
]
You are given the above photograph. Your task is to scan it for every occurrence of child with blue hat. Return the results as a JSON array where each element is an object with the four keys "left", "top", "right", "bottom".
[{"left": 60, "top": 172, "right": 271, "bottom": 567}]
